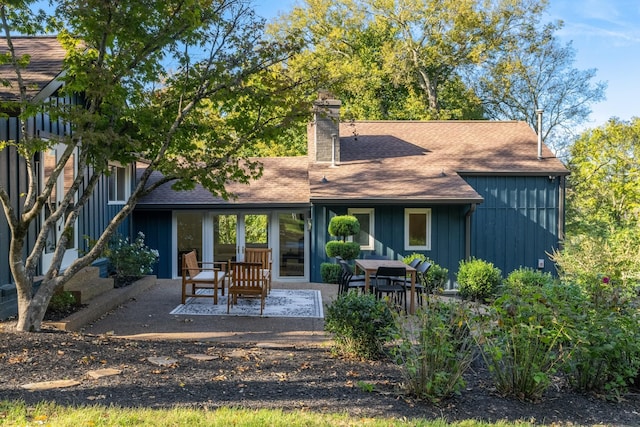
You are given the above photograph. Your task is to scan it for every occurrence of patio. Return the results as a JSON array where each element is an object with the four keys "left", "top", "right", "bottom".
[{"left": 78, "top": 279, "right": 339, "bottom": 346}]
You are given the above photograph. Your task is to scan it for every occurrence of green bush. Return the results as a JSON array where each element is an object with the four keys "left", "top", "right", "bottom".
[
  {"left": 503, "top": 267, "right": 554, "bottom": 292},
  {"left": 325, "top": 241, "right": 361, "bottom": 260},
  {"left": 324, "top": 292, "right": 396, "bottom": 360},
  {"left": 456, "top": 258, "right": 501, "bottom": 301},
  {"left": 47, "top": 291, "right": 77, "bottom": 312},
  {"left": 106, "top": 232, "right": 159, "bottom": 286},
  {"left": 390, "top": 300, "right": 474, "bottom": 402},
  {"left": 327, "top": 215, "right": 360, "bottom": 240},
  {"left": 320, "top": 263, "right": 341, "bottom": 284},
  {"left": 564, "top": 276, "right": 640, "bottom": 398},
  {"left": 474, "top": 282, "right": 582, "bottom": 401}
]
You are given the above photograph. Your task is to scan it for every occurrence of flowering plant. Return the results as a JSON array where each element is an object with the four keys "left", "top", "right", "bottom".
[{"left": 106, "top": 232, "right": 159, "bottom": 287}]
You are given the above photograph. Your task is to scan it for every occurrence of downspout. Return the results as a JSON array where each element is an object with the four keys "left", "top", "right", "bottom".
[
  {"left": 558, "top": 175, "right": 566, "bottom": 249},
  {"left": 465, "top": 203, "right": 477, "bottom": 260}
]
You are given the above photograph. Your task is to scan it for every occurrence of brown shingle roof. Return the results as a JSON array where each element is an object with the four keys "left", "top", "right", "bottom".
[
  {"left": 0, "top": 36, "right": 66, "bottom": 101},
  {"left": 137, "top": 157, "right": 310, "bottom": 207},
  {"left": 309, "top": 120, "right": 568, "bottom": 203}
]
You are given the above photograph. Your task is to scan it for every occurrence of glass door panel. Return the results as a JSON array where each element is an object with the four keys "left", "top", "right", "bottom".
[
  {"left": 176, "top": 212, "right": 203, "bottom": 274},
  {"left": 278, "top": 213, "right": 305, "bottom": 277},
  {"left": 244, "top": 214, "right": 268, "bottom": 250},
  {"left": 213, "top": 214, "right": 237, "bottom": 264}
]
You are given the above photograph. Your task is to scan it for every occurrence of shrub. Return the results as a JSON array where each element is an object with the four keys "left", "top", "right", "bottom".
[
  {"left": 47, "top": 290, "right": 77, "bottom": 312},
  {"left": 324, "top": 292, "right": 396, "bottom": 360},
  {"left": 327, "top": 215, "right": 360, "bottom": 240},
  {"left": 325, "top": 216, "right": 361, "bottom": 263},
  {"left": 456, "top": 258, "right": 501, "bottom": 301},
  {"left": 320, "top": 262, "right": 341, "bottom": 284},
  {"left": 503, "top": 267, "right": 554, "bottom": 292},
  {"left": 474, "top": 282, "right": 581, "bottom": 401},
  {"left": 325, "top": 241, "right": 361, "bottom": 260},
  {"left": 390, "top": 299, "right": 474, "bottom": 402},
  {"left": 106, "top": 232, "right": 159, "bottom": 286},
  {"left": 564, "top": 276, "right": 640, "bottom": 398}
]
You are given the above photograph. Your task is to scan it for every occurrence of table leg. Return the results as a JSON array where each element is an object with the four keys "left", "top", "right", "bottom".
[
  {"left": 409, "top": 271, "right": 416, "bottom": 314},
  {"left": 365, "top": 270, "right": 371, "bottom": 293}
]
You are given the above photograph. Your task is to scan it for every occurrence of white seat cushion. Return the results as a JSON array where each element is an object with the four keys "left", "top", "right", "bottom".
[{"left": 194, "top": 271, "right": 226, "bottom": 282}]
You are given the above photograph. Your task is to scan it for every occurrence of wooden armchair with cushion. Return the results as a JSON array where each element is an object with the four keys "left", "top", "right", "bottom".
[
  {"left": 244, "top": 247, "right": 272, "bottom": 291},
  {"left": 181, "top": 250, "right": 227, "bottom": 305},
  {"left": 227, "top": 261, "right": 268, "bottom": 315}
]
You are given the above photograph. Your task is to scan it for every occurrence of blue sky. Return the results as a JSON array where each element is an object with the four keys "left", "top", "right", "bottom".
[
  {"left": 255, "top": 0, "right": 640, "bottom": 132},
  {"left": 547, "top": 1, "right": 640, "bottom": 129}
]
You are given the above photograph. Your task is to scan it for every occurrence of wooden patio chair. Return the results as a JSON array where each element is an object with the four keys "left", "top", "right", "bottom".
[
  {"left": 181, "top": 250, "right": 227, "bottom": 305},
  {"left": 227, "top": 261, "right": 268, "bottom": 315},
  {"left": 244, "top": 247, "right": 273, "bottom": 292}
]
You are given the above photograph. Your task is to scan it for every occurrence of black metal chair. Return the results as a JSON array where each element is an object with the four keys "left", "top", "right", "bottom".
[
  {"left": 414, "top": 261, "right": 432, "bottom": 305},
  {"left": 374, "top": 266, "right": 408, "bottom": 312},
  {"left": 338, "top": 260, "right": 366, "bottom": 294},
  {"left": 393, "top": 258, "right": 424, "bottom": 306}
]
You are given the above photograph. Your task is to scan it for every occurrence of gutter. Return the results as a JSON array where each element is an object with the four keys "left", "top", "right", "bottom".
[{"left": 465, "top": 203, "right": 477, "bottom": 260}]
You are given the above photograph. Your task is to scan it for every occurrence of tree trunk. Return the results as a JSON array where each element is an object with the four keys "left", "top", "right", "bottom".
[{"left": 15, "top": 277, "right": 56, "bottom": 332}]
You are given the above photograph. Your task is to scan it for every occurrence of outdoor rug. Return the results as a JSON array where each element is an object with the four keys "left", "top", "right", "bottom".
[{"left": 170, "top": 289, "right": 324, "bottom": 318}]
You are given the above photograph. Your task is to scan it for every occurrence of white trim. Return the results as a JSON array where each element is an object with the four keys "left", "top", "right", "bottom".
[
  {"left": 404, "top": 208, "right": 432, "bottom": 251},
  {"left": 41, "top": 143, "right": 79, "bottom": 270},
  {"left": 171, "top": 209, "right": 308, "bottom": 282},
  {"left": 348, "top": 208, "right": 375, "bottom": 251},
  {"left": 107, "top": 164, "right": 131, "bottom": 204}
]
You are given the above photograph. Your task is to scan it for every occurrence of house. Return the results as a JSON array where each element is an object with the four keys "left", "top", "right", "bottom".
[
  {"left": 134, "top": 97, "right": 569, "bottom": 287},
  {"left": 0, "top": 37, "right": 130, "bottom": 318},
  {"left": 1, "top": 37, "right": 569, "bottom": 298}
]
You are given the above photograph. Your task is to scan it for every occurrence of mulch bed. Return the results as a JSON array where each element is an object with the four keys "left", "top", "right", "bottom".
[{"left": 1, "top": 327, "right": 639, "bottom": 425}]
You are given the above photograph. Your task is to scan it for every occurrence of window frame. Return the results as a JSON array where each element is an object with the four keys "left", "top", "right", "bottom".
[
  {"left": 347, "top": 208, "right": 375, "bottom": 251},
  {"left": 404, "top": 208, "right": 432, "bottom": 251},
  {"left": 107, "top": 163, "right": 130, "bottom": 204}
]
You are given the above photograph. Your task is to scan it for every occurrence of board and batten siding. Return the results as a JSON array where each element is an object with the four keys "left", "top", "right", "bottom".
[
  {"left": 132, "top": 210, "right": 172, "bottom": 279},
  {"left": 1, "top": 93, "right": 128, "bottom": 284},
  {"left": 464, "top": 175, "right": 563, "bottom": 277},
  {"left": 310, "top": 203, "right": 467, "bottom": 286}
]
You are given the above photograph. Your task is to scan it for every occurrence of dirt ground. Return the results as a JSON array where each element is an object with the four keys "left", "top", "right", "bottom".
[{"left": 1, "top": 327, "right": 639, "bottom": 426}]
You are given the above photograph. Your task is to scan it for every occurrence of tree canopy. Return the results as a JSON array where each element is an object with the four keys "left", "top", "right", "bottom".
[
  {"left": 0, "top": 0, "right": 309, "bottom": 331},
  {"left": 269, "top": 0, "right": 605, "bottom": 150},
  {"left": 566, "top": 117, "right": 640, "bottom": 236}
]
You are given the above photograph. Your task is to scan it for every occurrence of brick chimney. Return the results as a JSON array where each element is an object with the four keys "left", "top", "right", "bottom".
[{"left": 309, "top": 92, "right": 341, "bottom": 164}]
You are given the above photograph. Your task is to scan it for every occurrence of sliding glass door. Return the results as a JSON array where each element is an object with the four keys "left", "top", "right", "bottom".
[
  {"left": 278, "top": 213, "right": 305, "bottom": 277},
  {"left": 175, "top": 211, "right": 306, "bottom": 280}
]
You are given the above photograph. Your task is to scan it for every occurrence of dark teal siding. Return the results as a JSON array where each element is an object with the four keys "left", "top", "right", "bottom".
[
  {"left": 132, "top": 211, "right": 172, "bottom": 278},
  {"left": 310, "top": 204, "right": 466, "bottom": 286},
  {"left": 464, "top": 175, "right": 561, "bottom": 276},
  {"left": 1, "top": 92, "right": 126, "bottom": 284}
]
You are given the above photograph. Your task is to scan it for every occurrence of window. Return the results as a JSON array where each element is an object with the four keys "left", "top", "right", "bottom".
[
  {"left": 348, "top": 208, "right": 374, "bottom": 250},
  {"left": 405, "top": 208, "right": 431, "bottom": 251},
  {"left": 108, "top": 165, "right": 129, "bottom": 203}
]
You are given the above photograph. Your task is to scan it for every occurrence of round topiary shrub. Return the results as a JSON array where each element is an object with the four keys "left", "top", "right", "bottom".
[
  {"left": 456, "top": 258, "right": 502, "bottom": 301},
  {"left": 320, "top": 262, "right": 342, "bottom": 284},
  {"left": 325, "top": 241, "right": 361, "bottom": 260},
  {"left": 328, "top": 215, "right": 360, "bottom": 240}
]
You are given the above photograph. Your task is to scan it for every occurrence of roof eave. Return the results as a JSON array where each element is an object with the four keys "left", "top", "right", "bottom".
[
  {"left": 135, "top": 202, "right": 311, "bottom": 211},
  {"left": 458, "top": 170, "right": 570, "bottom": 177},
  {"left": 310, "top": 197, "right": 484, "bottom": 205}
]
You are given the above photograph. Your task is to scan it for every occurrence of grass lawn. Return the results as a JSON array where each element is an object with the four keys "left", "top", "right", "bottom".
[{"left": 0, "top": 400, "right": 538, "bottom": 426}]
